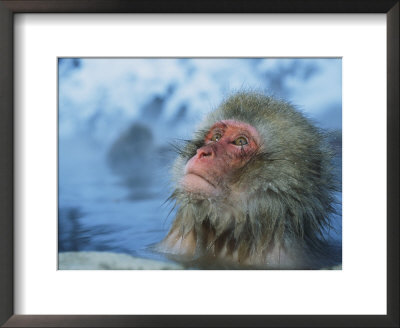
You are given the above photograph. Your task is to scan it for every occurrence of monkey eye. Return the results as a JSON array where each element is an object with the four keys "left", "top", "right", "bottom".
[
  {"left": 211, "top": 133, "right": 222, "bottom": 142},
  {"left": 233, "top": 136, "right": 248, "bottom": 146}
]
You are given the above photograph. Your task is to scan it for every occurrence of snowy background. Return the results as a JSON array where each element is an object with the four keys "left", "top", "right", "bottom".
[{"left": 58, "top": 58, "right": 342, "bottom": 266}]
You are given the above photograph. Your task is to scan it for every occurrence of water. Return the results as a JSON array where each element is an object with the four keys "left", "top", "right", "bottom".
[{"left": 58, "top": 137, "right": 177, "bottom": 264}]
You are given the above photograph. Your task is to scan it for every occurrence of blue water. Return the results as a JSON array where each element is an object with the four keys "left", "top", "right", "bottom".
[{"left": 58, "top": 137, "right": 177, "bottom": 262}]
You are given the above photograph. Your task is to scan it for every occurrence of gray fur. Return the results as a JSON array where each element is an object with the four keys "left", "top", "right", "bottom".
[{"left": 164, "top": 92, "right": 340, "bottom": 269}]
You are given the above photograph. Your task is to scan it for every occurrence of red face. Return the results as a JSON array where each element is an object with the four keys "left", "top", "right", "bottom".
[{"left": 181, "top": 120, "right": 260, "bottom": 196}]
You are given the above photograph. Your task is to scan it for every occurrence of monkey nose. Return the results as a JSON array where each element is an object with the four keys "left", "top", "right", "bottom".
[{"left": 197, "top": 147, "right": 213, "bottom": 159}]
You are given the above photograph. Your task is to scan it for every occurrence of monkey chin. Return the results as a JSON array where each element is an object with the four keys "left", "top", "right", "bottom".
[{"left": 181, "top": 173, "right": 220, "bottom": 197}]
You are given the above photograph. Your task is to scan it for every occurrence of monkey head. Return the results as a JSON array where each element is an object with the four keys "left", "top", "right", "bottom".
[{"left": 161, "top": 92, "right": 340, "bottom": 269}]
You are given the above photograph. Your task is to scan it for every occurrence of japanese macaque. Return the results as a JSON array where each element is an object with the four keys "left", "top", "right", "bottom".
[{"left": 157, "top": 92, "right": 341, "bottom": 269}]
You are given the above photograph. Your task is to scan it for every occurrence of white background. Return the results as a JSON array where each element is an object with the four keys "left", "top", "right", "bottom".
[{"left": 14, "top": 14, "right": 387, "bottom": 315}]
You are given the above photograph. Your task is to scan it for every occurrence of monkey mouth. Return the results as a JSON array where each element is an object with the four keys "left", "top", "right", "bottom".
[
  {"left": 182, "top": 171, "right": 218, "bottom": 195},
  {"left": 185, "top": 172, "right": 216, "bottom": 188}
]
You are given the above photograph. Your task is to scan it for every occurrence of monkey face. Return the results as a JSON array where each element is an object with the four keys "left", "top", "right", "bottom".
[{"left": 181, "top": 119, "right": 260, "bottom": 197}]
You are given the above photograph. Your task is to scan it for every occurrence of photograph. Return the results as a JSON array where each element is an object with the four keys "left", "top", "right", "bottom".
[
  {"left": 58, "top": 58, "right": 342, "bottom": 270},
  {"left": 1, "top": 0, "right": 397, "bottom": 325}
]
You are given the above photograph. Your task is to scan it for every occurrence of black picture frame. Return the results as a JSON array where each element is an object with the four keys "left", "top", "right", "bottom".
[{"left": 0, "top": 1, "right": 398, "bottom": 327}]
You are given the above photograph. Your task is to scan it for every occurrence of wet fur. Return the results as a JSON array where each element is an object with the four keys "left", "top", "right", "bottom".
[{"left": 159, "top": 92, "right": 341, "bottom": 269}]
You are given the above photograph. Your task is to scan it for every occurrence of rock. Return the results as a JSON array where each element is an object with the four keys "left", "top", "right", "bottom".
[{"left": 58, "top": 251, "right": 183, "bottom": 270}]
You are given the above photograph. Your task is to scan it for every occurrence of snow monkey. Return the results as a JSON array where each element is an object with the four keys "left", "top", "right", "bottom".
[{"left": 158, "top": 92, "right": 341, "bottom": 269}]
